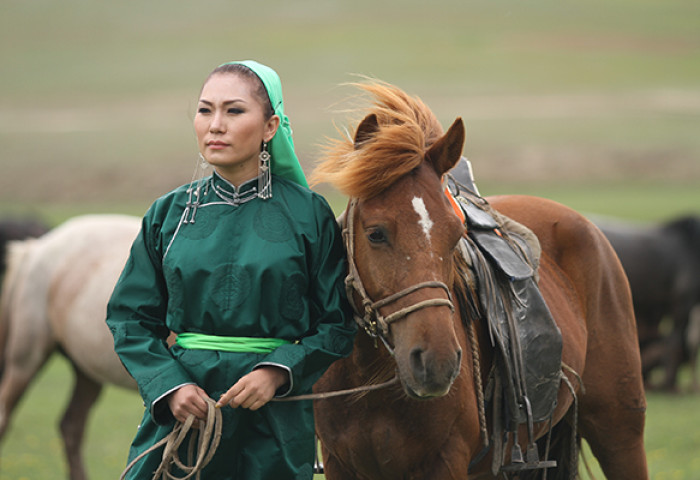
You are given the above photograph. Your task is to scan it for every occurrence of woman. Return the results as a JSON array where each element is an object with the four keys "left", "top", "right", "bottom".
[{"left": 106, "top": 60, "right": 355, "bottom": 479}]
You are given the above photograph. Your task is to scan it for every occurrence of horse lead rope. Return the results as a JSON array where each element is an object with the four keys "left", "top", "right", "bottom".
[{"left": 272, "top": 375, "right": 399, "bottom": 401}]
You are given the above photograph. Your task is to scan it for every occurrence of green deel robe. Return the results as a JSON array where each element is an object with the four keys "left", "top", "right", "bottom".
[{"left": 106, "top": 172, "right": 356, "bottom": 480}]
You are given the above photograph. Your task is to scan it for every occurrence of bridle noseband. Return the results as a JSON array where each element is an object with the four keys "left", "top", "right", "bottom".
[{"left": 342, "top": 199, "right": 455, "bottom": 351}]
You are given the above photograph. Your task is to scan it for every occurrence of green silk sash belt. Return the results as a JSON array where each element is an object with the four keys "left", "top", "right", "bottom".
[{"left": 176, "top": 332, "right": 290, "bottom": 354}]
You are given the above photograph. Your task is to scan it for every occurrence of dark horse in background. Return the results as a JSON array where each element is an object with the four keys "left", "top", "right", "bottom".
[
  {"left": 597, "top": 215, "right": 700, "bottom": 391},
  {"left": 0, "top": 217, "right": 49, "bottom": 275},
  {"left": 312, "top": 81, "right": 648, "bottom": 479}
]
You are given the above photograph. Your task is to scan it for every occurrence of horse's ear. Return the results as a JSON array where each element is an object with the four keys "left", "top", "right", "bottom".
[
  {"left": 425, "top": 117, "right": 465, "bottom": 176},
  {"left": 354, "top": 113, "right": 380, "bottom": 149}
]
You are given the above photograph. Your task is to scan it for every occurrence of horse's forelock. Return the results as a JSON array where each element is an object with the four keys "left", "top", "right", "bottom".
[{"left": 311, "top": 81, "right": 444, "bottom": 198}]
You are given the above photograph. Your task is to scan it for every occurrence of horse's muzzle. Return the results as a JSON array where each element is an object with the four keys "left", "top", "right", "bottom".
[{"left": 401, "top": 346, "right": 462, "bottom": 398}]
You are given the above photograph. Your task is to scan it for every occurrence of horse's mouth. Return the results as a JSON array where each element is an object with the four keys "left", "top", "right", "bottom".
[{"left": 401, "top": 376, "right": 455, "bottom": 399}]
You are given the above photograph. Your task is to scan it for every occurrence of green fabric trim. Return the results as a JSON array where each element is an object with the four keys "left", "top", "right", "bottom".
[
  {"left": 176, "top": 332, "right": 291, "bottom": 354},
  {"left": 220, "top": 60, "right": 309, "bottom": 188}
]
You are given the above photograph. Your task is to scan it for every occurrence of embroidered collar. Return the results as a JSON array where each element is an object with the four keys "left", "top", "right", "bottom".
[{"left": 210, "top": 171, "right": 262, "bottom": 206}]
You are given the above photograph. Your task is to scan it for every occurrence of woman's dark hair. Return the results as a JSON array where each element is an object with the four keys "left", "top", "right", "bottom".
[{"left": 204, "top": 64, "right": 275, "bottom": 119}]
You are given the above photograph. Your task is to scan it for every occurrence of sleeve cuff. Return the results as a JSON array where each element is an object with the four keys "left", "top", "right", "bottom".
[
  {"left": 253, "top": 362, "right": 293, "bottom": 398},
  {"left": 150, "top": 382, "right": 195, "bottom": 424}
]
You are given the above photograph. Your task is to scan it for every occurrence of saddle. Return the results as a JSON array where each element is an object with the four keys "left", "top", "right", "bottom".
[{"left": 446, "top": 158, "right": 563, "bottom": 475}]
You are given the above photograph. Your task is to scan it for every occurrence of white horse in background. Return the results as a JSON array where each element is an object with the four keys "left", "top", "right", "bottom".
[{"left": 0, "top": 215, "right": 140, "bottom": 480}]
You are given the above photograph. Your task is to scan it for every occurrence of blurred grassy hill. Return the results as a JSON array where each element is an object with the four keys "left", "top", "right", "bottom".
[{"left": 1, "top": 0, "right": 698, "bottom": 222}]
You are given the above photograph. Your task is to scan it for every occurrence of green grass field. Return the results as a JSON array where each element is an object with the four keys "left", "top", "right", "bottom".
[{"left": 1, "top": 0, "right": 698, "bottom": 478}]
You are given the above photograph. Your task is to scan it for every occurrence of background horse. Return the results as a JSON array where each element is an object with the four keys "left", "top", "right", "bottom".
[
  {"left": 0, "top": 214, "right": 139, "bottom": 480},
  {"left": 312, "top": 82, "right": 648, "bottom": 479},
  {"left": 596, "top": 215, "right": 700, "bottom": 391}
]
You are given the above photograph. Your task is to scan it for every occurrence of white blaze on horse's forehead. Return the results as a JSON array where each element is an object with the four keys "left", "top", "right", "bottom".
[{"left": 411, "top": 196, "right": 434, "bottom": 244}]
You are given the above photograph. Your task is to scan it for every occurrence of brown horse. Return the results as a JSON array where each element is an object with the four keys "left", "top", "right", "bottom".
[
  {"left": 312, "top": 82, "right": 648, "bottom": 479},
  {"left": 0, "top": 214, "right": 140, "bottom": 480}
]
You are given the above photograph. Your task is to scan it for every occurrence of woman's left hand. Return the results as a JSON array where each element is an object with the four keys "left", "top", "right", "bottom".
[{"left": 216, "top": 366, "right": 289, "bottom": 411}]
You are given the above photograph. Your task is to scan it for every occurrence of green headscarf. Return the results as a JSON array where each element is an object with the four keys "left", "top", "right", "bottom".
[{"left": 219, "top": 60, "right": 308, "bottom": 188}]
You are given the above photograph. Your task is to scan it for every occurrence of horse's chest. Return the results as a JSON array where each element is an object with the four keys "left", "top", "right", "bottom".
[{"left": 331, "top": 404, "right": 456, "bottom": 476}]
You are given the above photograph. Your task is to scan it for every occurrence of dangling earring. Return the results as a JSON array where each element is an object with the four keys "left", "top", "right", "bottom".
[
  {"left": 196, "top": 152, "right": 211, "bottom": 194},
  {"left": 258, "top": 141, "right": 272, "bottom": 199},
  {"left": 184, "top": 153, "right": 211, "bottom": 224},
  {"left": 189, "top": 153, "right": 209, "bottom": 186},
  {"left": 198, "top": 153, "right": 209, "bottom": 169}
]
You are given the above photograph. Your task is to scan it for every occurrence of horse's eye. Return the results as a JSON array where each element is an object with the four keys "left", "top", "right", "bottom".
[{"left": 367, "top": 228, "right": 387, "bottom": 244}]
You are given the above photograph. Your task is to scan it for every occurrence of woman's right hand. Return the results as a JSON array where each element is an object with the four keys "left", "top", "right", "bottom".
[{"left": 167, "top": 384, "right": 211, "bottom": 423}]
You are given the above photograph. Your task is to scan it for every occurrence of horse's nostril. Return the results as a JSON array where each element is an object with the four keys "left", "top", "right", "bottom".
[
  {"left": 410, "top": 347, "right": 426, "bottom": 378},
  {"left": 410, "top": 347, "right": 462, "bottom": 379}
]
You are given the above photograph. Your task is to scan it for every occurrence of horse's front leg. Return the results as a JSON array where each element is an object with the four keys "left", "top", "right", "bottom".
[
  {"left": 321, "top": 446, "right": 362, "bottom": 480},
  {"left": 418, "top": 437, "right": 479, "bottom": 480}
]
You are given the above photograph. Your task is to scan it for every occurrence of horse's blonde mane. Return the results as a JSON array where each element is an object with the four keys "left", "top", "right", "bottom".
[{"left": 311, "top": 81, "right": 444, "bottom": 199}]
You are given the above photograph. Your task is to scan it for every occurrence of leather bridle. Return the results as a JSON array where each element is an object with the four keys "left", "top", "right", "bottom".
[{"left": 342, "top": 198, "right": 455, "bottom": 351}]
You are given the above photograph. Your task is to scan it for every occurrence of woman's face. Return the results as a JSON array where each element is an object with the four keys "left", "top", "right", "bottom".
[{"left": 194, "top": 72, "right": 279, "bottom": 185}]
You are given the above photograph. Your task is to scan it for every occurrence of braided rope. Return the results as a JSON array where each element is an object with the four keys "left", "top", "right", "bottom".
[{"left": 468, "top": 320, "right": 489, "bottom": 447}]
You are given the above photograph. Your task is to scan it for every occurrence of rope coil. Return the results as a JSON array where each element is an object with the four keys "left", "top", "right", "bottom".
[{"left": 120, "top": 398, "right": 222, "bottom": 480}]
